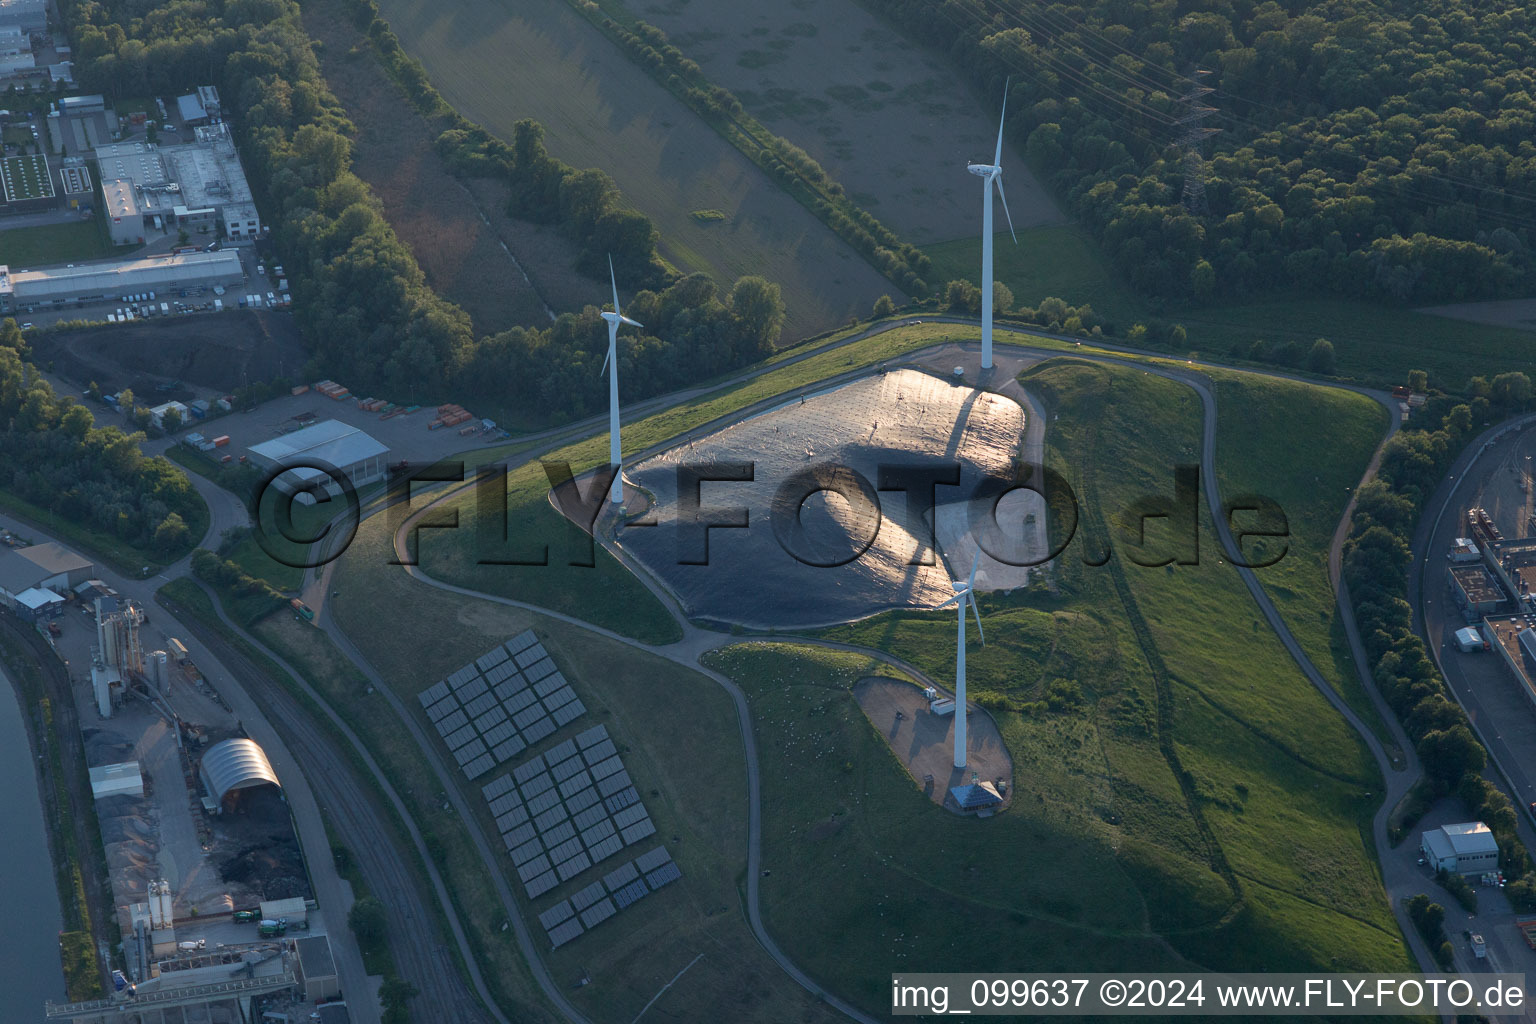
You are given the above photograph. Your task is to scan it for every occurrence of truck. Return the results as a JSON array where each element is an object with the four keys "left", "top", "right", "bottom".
[
  {"left": 233, "top": 910, "right": 259, "bottom": 923},
  {"left": 290, "top": 598, "right": 315, "bottom": 622},
  {"left": 1471, "top": 934, "right": 1487, "bottom": 959},
  {"left": 257, "top": 918, "right": 286, "bottom": 937}
]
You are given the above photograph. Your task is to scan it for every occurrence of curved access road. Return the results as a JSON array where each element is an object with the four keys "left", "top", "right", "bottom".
[{"left": 343, "top": 325, "right": 1434, "bottom": 1023}]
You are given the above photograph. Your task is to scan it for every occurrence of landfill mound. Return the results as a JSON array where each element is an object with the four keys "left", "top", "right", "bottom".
[{"left": 619, "top": 369, "right": 1034, "bottom": 629}]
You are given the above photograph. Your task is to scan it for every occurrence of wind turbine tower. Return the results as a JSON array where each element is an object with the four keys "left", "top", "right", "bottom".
[
  {"left": 967, "top": 79, "right": 1018, "bottom": 371},
  {"left": 936, "top": 551, "right": 984, "bottom": 769},
  {"left": 600, "top": 255, "right": 643, "bottom": 504}
]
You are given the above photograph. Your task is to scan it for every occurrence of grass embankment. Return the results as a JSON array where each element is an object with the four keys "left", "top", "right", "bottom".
[
  {"left": 330, "top": 512, "right": 842, "bottom": 1023},
  {"left": 1205, "top": 370, "right": 1397, "bottom": 749},
  {"left": 0, "top": 486, "right": 205, "bottom": 575},
  {"left": 751, "top": 359, "right": 1409, "bottom": 1015},
  {"left": 0, "top": 220, "right": 113, "bottom": 267},
  {"left": 0, "top": 628, "right": 108, "bottom": 1001},
  {"left": 925, "top": 225, "right": 1536, "bottom": 388}
]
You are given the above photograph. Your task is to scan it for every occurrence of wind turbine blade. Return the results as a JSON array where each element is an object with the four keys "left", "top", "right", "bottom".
[
  {"left": 934, "top": 593, "right": 961, "bottom": 610},
  {"left": 609, "top": 253, "right": 621, "bottom": 318},
  {"left": 967, "top": 549, "right": 980, "bottom": 590},
  {"left": 993, "top": 77, "right": 1010, "bottom": 167},
  {"left": 995, "top": 175, "right": 1018, "bottom": 244},
  {"left": 971, "top": 594, "right": 984, "bottom": 644},
  {"left": 621, "top": 315, "right": 643, "bottom": 329},
  {"left": 600, "top": 343, "right": 610, "bottom": 377}
]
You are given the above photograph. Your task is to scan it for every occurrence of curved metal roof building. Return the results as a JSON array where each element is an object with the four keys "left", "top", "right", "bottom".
[{"left": 200, "top": 737, "right": 281, "bottom": 808}]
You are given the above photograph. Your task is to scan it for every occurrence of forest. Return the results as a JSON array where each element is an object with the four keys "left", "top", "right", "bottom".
[
  {"left": 57, "top": 0, "right": 787, "bottom": 411},
  {"left": 870, "top": 0, "right": 1536, "bottom": 304},
  {"left": 0, "top": 321, "right": 201, "bottom": 555}
]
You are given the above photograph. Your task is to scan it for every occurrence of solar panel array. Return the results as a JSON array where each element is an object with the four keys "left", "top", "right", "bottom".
[
  {"left": 536, "top": 845, "right": 681, "bottom": 948},
  {"left": 417, "top": 630, "right": 587, "bottom": 780},
  {"left": 479, "top": 724, "right": 658, "bottom": 899}
]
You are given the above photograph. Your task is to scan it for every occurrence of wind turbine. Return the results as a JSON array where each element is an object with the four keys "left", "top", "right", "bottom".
[
  {"left": 600, "top": 255, "right": 642, "bottom": 504},
  {"left": 966, "top": 79, "right": 1017, "bottom": 371},
  {"left": 935, "top": 550, "right": 984, "bottom": 769}
]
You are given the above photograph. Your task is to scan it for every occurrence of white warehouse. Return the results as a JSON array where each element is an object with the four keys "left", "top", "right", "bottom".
[
  {"left": 1420, "top": 821, "right": 1500, "bottom": 876},
  {"left": 248, "top": 420, "right": 391, "bottom": 503},
  {"left": 0, "top": 251, "right": 243, "bottom": 312}
]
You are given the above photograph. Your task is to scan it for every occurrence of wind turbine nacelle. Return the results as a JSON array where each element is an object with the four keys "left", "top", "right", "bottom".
[{"left": 966, "top": 163, "right": 998, "bottom": 178}]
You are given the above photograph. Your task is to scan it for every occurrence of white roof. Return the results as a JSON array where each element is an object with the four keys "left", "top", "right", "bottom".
[
  {"left": 9, "top": 251, "right": 241, "bottom": 301},
  {"left": 89, "top": 762, "right": 143, "bottom": 798},
  {"left": 1425, "top": 821, "right": 1499, "bottom": 859},
  {"left": 201, "top": 738, "right": 281, "bottom": 804},
  {"left": 1455, "top": 627, "right": 1482, "bottom": 644},
  {"left": 15, "top": 586, "right": 63, "bottom": 609},
  {"left": 149, "top": 401, "right": 188, "bottom": 417},
  {"left": 249, "top": 419, "right": 389, "bottom": 481}
]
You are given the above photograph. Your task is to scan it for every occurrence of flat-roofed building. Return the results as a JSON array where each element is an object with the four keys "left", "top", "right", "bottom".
[
  {"left": 57, "top": 93, "right": 105, "bottom": 116},
  {"left": 248, "top": 419, "right": 390, "bottom": 503},
  {"left": 167, "top": 123, "right": 260, "bottom": 238},
  {"left": 0, "top": 0, "right": 47, "bottom": 34},
  {"left": 103, "top": 178, "right": 144, "bottom": 244},
  {"left": 0, "top": 250, "right": 244, "bottom": 312},
  {"left": 1449, "top": 563, "right": 1505, "bottom": 616}
]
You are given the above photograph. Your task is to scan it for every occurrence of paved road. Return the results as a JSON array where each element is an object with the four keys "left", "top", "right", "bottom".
[{"left": 365, "top": 328, "right": 1434, "bottom": 1021}]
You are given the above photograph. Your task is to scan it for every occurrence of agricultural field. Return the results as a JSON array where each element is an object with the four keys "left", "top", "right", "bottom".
[
  {"left": 0, "top": 220, "right": 111, "bottom": 268},
  {"left": 304, "top": 0, "right": 578, "bottom": 331},
  {"left": 790, "top": 360, "right": 1408, "bottom": 1013},
  {"left": 609, "top": 0, "right": 1063, "bottom": 244},
  {"left": 368, "top": 0, "right": 897, "bottom": 342},
  {"left": 925, "top": 225, "right": 1536, "bottom": 389}
]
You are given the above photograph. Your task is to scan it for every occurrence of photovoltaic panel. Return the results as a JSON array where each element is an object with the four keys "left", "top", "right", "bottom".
[
  {"left": 621, "top": 819, "right": 657, "bottom": 845},
  {"left": 526, "top": 789, "right": 561, "bottom": 817},
  {"left": 434, "top": 709, "right": 468, "bottom": 737},
  {"left": 533, "top": 672, "right": 565, "bottom": 698},
  {"left": 452, "top": 740, "right": 488, "bottom": 766},
  {"left": 495, "top": 805, "right": 529, "bottom": 833},
  {"left": 491, "top": 736, "right": 526, "bottom": 763},
  {"left": 584, "top": 834, "right": 623, "bottom": 865},
  {"left": 477, "top": 646, "right": 510, "bottom": 672},
  {"left": 443, "top": 724, "right": 478, "bottom": 751},
  {"left": 463, "top": 692, "right": 498, "bottom": 719},
  {"left": 546, "top": 917, "right": 582, "bottom": 947},
  {"left": 555, "top": 851, "right": 591, "bottom": 881},
  {"left": 510, "top": 836, "right": 544, "bottom": 866},
  {"left": 455, "top": 676, "right": 489, "bottom": 702},
  {"left": 551, "top": 756, "right": 586, "bottom": 783},
  {"left": 603, "top": 861, "right": 640, "bottom": 892},
  {"left": 526, "top": 870, "right": 558, "bottom": 899},
  {"left": 572, "top": 804, "right": 608, "bottom": 831},
  {"left": 578, "top": 898, "right": 616, "bottom": 928},
  {"left": 463, "top": 753, "right": 496, "bottom": 779},
  {"left": 424, "top": 696, "right": 460, "bottom": 723},
  {"left": 613, "top": 879, "right": 649, "bottom": 910},
  {"left": 513, "top": 754, "right": 546, "bottom": 784},
  {"left": 505, "top": 629, "right": 538, "bottom": 655},
  {"left": 418, "top": 681, "right": 451, "bottom": 707},
  {"left": 480, "top": 720, "right": 516, "bottom": 748},
  {"left": 596, "top": 769, "right": 632, "bottom": 797},
  {"left": 488, "top": 792, "right": 522, "bottom": 817},
  {"left": 520, "top": 772, "right": 554, "bottom": 799},
  {"left": 522, "top": 717, "right": 556, "bottom": 744},
  {"left": 538, "top": 900, "right": 574, "bottom": 930},
  {"left": 540, "top": 820, "right": 577, "bottom": 849},
  {"left": 526, "top": 657, "right": 558, "bottom": 683},
  {"left": 634, "top": 847, "right": 673, "bottom": 873},
  {"left": 533, "top": 804, "right": 569, "bottom": 833},
  {"left": 546, "top": 837, "right": 585, "bottom": 867},
  {"left": 473, "top": 706, "right": 508, "bottom": 734},
  {"left": 613, "top": 804, "right": 649, "bottom": 830},
  {"left": 575, "top": 725, "right": 608, "bottom": 750},
  {"left": 517, "top": 854, "right": 552, "bottom": 882},
  {"left": 448, "top": 665, "right": 477, "bottom": 687},
  {"left": 581, "top": 739, "right": 617, "bottom": 765},
  {"left": 552, "top": 699, "right": 587, "bottom": 727},
  {"left": 503, "top": 823, "right": 538, "bottom": 852},
  {"left": 514, "top": 645, "right": 546, "bottom": 669},
  {"left": 542, "top": 687, "right": 577, "bottom": 714},
  {"left": 512, "top": 704, "right": 547, "bottom": 731},
  {"left": 545, "top": 738, "right": 579, "bottom": 766},
  {"left": 604, "top": 787, "right": 640, "bottom": 814},
  {"left": 482, "top": 775, "right": 516, "bottom": 800},
  {"left": 572, "top": 880, "right": 607, "bottom": 912},
  {"left": 645, "top": 862, "right": 683, "bottom": 890},
  {"left": 589, "top": 755, "right": 624, "bottom": 781},
  {"left": 503, "top": 689, "right": 537, "bottom": 715},
  {"left": 566, "top": 787, "right": 601, "bottom": 815},
  {"left": 492, "top": 679, "right": 523, "bottom": 702},
  {"left": 558, "top": 772, "right": 593, "bottom": 800},
  {"left": 580, "top": 820, "right": 617, "bottom": 849}
]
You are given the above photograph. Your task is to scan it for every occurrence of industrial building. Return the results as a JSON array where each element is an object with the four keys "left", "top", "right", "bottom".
[
  {"left": 57, "top": 93, "right": 104, "bottom": 116},
  {"left": 103, "top": 177, "right": 142, "bottom": 244},
  {"left": 0, "top": 250, "right": 244, "bottom": 312},
  {"left": 0, "top": 0, "right": 46, "bottom": 34},
  {"left": 1448, "top": 563, "right": 1506, "bottom": 617},
  {"left": 294, "top": 936, "right": 340, "bottom": 1002},
  {"left": 89, "top": 762, "right": 144, "bottom": 800},
  {"left": 0, "top": 540, "right": 93, "bottom": 616},
  {"left": 1420, "top": 821, "right": 1500, "bottom": 876},
  {"left": 0, "top": 23, "right": 33, "bottom": 77},
  {"left": 248, "top": 420, "right": 391, "bottom": 502},
  {"left": 199, "top": 737, "right": 282, "bottom": 813},
  {"left": 175, "top": 85, "right": 220, "bottom": 126},
  {"left": 1, "top": 152, "right": 54, "bottom": 210},
  {"left": 92, "top": 121, "right": 260, "bottom": 240}
]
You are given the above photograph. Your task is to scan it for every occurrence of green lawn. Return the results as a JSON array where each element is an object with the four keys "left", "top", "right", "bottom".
[
  {"left": 330, "top": 511, "right": 844, "bottom": 1024},
  {"left": 0, "top": 220, "right": 111, "bottom": 268},
  {"left": 781, "top": 359, "right": 1410, "bottom": 1015},
  {"left": 924, "top": 225, "right": 1536, "bottom": 390}
]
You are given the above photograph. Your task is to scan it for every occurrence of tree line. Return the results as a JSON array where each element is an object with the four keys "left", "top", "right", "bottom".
[
  {"left": 867, "top": 0, "right": 1536, "bottom": 305},
  {"left": 1343, "top": 367, "right": 1536, "bottom": 912},
  {"left": 0, "top": 321, "right": 200, "bottom": 556},
  {"left": 61, "top": 0, "right": 788, "bottom": 412}
]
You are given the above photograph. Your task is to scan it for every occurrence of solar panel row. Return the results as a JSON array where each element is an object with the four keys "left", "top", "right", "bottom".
[{"left": 537, "top": 846, "right": 679, "bottom": 948}]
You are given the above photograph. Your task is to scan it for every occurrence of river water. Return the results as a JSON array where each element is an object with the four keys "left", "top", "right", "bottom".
[{"left": 0, "top": 664, "right": 68, "bottom": 1020}]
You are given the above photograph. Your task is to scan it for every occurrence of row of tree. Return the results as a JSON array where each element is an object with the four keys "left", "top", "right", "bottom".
[
  {"left": 868, "top": 0, "right": 1536, "bottom": 304},
  {"left": 0, "top": 321, "right": 200, "bottom": 556},
  {"left": 1343, "top": 367, "right": 1536, "bottom": 912}
]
